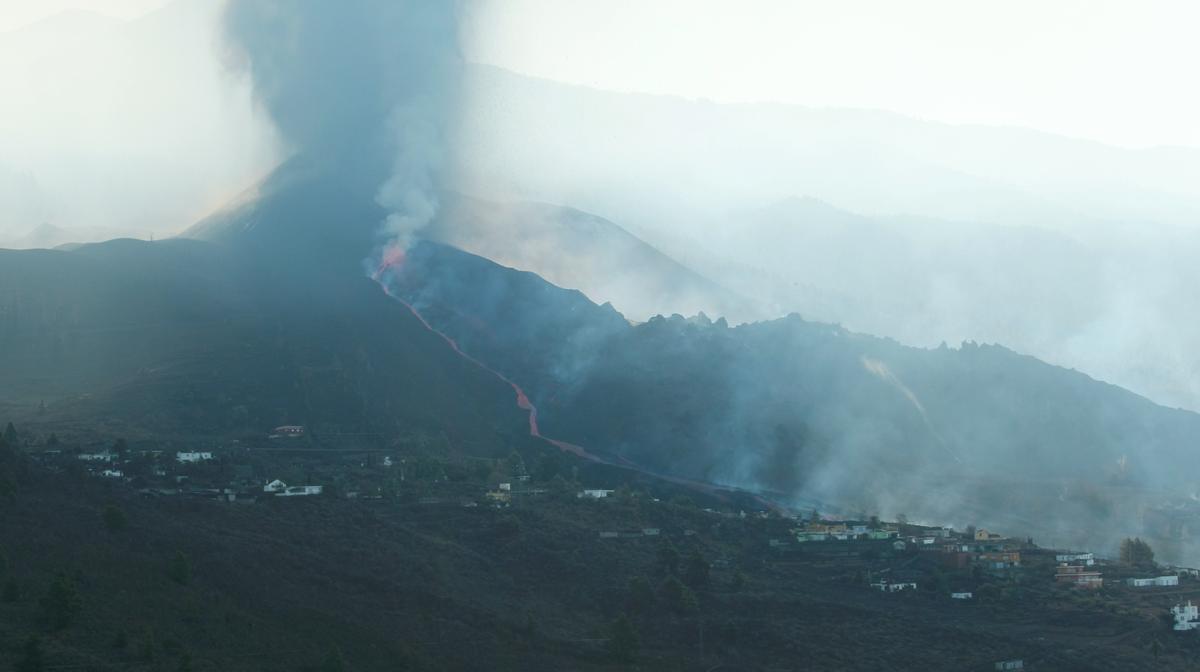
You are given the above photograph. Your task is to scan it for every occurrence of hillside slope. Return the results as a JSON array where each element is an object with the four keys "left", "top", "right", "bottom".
[
  {"left": 0, "top": 444, "right": 1192, "bottom": 672},
  {"left": 424, "top": 196, "right": 757, "bottom": 323},
  {"left": 380, "top": 243, "right": 1200, "bottom": 553},
  {"left": 0, "top": 236, "right": 527, "bottom": 454}
]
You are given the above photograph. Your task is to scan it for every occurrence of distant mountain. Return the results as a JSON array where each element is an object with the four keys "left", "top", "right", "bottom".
[
  {"left": 702, "top": 196, "right": 1200, "bottom": 412},
  {"left": 458, "top": 63, "right": 1200, "bottom": 234},
  {"left": 424, "top": 196, "right": 759, "bottom": 322},
  {"left": 380, "top": 242, "right": 1200, "bottom": 554},
  {"left": 0, "top": 222, "right": 153, "bottom": 250}
]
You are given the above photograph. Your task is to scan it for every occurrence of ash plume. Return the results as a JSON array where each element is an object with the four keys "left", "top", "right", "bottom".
[{"left": 221, "top": 0, "right": 464, "bottom": 251}]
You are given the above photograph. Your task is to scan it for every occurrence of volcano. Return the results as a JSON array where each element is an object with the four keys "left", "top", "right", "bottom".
[
  {"left": 7, "top": 155, "right": 1200, "bottom": 557},
  {"left": 0, "top": 160, "right": 530, "bottom": 457}
]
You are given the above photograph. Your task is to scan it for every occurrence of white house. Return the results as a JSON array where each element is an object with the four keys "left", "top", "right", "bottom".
[
  {"left": 1173, "top": 601, "right": 1200, "bottom": 631},
  {"left": 78, "top": 451, "right": 115, "bottom": 462},
  {"left": 277, "top": 485, "right": 323, "bottom": 497},
  {"left": 578, "top": 489, "right": 615, "bottom": 499},
  {"left": 951, "top": 592, "right": 974, "bottom": 600},
  {"left": 1128, "top": 575, "right": 1180, "bottom": 588},
  {"left": 271, "top": 425, "right": 305, "bottom": 438},
  {"left": 263, "top": 479, "right": 287, "bottom": 493},
  {"left": 871, "top": 581, "right": 917, "bottom": 592},
  {"left": 176, "top": 451, "right": 214, "bottom": 463},
  {"left": 100, "top": 469, "right": 124, "bottom": 478},
  {"left": 1056, "top": 552, "right": 1095, "bottom": 566}
]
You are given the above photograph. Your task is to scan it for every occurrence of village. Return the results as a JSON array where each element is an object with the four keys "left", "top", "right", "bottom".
[{"left": 12, "top": 419, "right": 1200, "bottom": 670}]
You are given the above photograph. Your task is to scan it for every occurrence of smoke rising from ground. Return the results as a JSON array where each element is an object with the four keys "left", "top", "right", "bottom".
[{"left": 222, "top": 0, "right": 463, "bottom": 252}]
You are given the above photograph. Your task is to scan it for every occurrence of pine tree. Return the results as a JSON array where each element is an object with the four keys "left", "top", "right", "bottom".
[{"left": 1119, "top": 537, "right": 1155, "bottom": 566}]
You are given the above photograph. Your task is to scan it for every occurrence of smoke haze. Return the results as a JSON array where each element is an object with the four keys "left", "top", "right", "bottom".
[
  {"left": 221, "top": 0, "right": 462, "bottom": 252},
  {"left": 5, "top": 1, "right": 1200, "bottom": 561}
]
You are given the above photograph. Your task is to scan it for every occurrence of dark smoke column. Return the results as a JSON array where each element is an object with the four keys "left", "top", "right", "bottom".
[{"left": 222, "top": 0, "right": 464, "bottom": 255}]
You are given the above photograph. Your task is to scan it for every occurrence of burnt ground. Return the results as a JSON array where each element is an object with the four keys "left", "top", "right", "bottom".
[{"left": 3, "top": 458, "right": 1200, "bottom": 672}]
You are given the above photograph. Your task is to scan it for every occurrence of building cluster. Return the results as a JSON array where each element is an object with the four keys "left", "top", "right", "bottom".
[
  {"left": 1054, "top": 563, "right": 1104, "bottom": 590},
  {"left": 870, "top": 579, "right": 917, "bottom": 592},
  {"left": 1173, "top": 601, "right": 1200, "bottom": 631},
  {"left": 263, "top": 480, "right": 323, "bottom": 497},
  {"left": 790, "top": 520, "right": 1030, "bottom": 577},
  {"left": 269, "top": 425, "right": 305, "bottom": 439},
  {"left": 792, "top": 521, "right": 901, "bottom": 543},
  {"left": 598, "top": 528, "right": 662, "bottom": 539}
]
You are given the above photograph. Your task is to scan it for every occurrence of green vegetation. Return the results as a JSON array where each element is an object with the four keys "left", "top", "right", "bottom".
[{"left": 1120, "top": 538, "right": 1156, "bottom": 567}]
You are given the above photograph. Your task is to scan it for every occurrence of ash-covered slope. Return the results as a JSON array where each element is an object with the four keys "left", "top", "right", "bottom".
[
  {"left": 381, "top": 242, "right": 1200, "bottom": 540},
  {"left": 0, "top": 234, "right": 528, "bottom": 454}
]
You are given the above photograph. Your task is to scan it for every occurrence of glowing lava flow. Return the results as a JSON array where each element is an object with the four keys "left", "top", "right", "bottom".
[
  {"left": 372, "top": 248, "right": 782, "bottom": 510},
  {"left": 373, "top": 248, "right": 592, "bottom": 459}
]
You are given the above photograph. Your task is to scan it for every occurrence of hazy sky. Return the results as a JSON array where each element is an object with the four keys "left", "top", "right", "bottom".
[
  {"left": 0, "top": 0, "right": 170, "bottom": 31},
  {"left": 466, "top": 0, "right": 1200, "bottom": 150},
  {"left": 7, "top": 0, "right": 1199, "bottom": 148}
]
